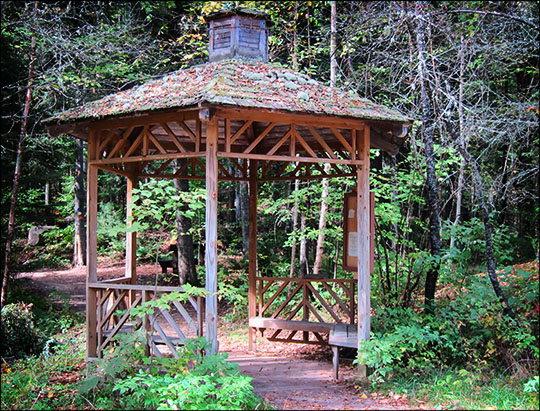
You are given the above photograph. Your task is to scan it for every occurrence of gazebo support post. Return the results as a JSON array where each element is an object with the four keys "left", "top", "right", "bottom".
[
  {"left": 356, "top": 126, "right": 371, "bottom": 377},
  {"left": 86, "top": 129, "right": 98, "bottom": 359},
  {"left": 248, "top": 159, "right": 258, "bottom": 352},
  {"left": 205, "top": 115, "right": 219, "bottom": 354},
  {"left": 125, "top": 164, "right": 138, "bottom": 303}
]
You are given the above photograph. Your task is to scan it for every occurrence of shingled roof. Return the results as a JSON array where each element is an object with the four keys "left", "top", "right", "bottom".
[{"left": 45, "top": 58, "right": 409, "bottom": 126}]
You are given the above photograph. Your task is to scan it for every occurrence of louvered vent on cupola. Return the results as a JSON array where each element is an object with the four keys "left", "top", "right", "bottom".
[{"left": 206, "top": 8, "right": 269, "bottom": 62}]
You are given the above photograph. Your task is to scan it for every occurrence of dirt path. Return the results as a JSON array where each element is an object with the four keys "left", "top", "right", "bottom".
[{"left": 15, "top": 265, "right": 417, "bottom": 410}]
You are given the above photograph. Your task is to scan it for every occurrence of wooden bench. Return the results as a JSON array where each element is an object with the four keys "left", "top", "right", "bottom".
[
  {"left": 329, "top": 323, "right": 357, "bottom": 379},
  {"left": 249, "top": 317, "right": 334, "bottom": 334},
  {"left": 249, "top": 317, "right": 357, "bottom": 379}
]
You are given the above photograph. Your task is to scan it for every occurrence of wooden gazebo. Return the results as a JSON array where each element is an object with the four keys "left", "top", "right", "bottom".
[{"left": 45, "top": 9, "right": 409, "bottom": 371}]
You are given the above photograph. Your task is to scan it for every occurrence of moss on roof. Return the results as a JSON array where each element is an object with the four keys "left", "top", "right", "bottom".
[{"left": 47, "top": 59, "right": 409, "bottom": 124}]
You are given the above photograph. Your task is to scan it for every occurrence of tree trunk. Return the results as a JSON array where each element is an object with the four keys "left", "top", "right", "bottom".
[
  {"left": 237, "top": 180, "right": 249, "bottom": 256},
  {"left": 174, "top": 161, "right": 198, "bottom": 286},
  {"left": 289, "top": 178, "right": 300, "bottom": 282},
  {"left": 450, "top": 33, "right": 467, "bottom": 251},
  {"left": 313, "top": 164, "right": 330, "bottom": 275},
  {"left": 313, "top": 4, "right": 337, "bottom": 275},
  {"left": 299, "top": 209, "right": 309, "bottom": 277},
  {"left": 330, "top": 1, "right": 337, "bottom": 88},
  {"left": 1, "top": 3, "right": 37, "bottom": 306},
  {"left": 292, "top": 1, "right": 299, "bottom": 71},
  {"left": 414, "top": 2, "right": 442, "bottom": 307},
  {"left": 73, "top": 138, "right": 86, "bottom": 266},
  {"left": 44, "top": 182, "right": 50, "bottom": 206},
  {"left": 452, "top": 135, "right": 515, "bottom": 318}
]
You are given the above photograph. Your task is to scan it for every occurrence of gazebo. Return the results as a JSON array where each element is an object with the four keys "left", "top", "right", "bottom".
[{"left": 45, "top": 9, "right": 409, "bottom": 373}]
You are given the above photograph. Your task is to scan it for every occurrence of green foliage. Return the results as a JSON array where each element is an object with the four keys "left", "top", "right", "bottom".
[
  {"left": 524, "top": 376, "right": 539, "bottom": 409},
  {"left": 0, "top": 326, "right": 87, "bottom": 411},
  {"left": 112, "top": 338, "right": 261, "bottom": 410},
  {"left": 0, "top": 302, "right": 43, "bottom": 359},
  {"left": 96, "top": 202, "right": 126, "bottom": 255},
  {"left": 357, "top": 264, "right": 539, "bottom": 386},
  {"left": 218, "top": 259, "right": 250, "bottom": 322},
  {"left": 82, "top": 291, "right": 265, "bottom": 410}
]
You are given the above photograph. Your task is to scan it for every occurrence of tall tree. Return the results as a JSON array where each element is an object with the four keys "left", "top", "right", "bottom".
[
  {"left": 412, "top": 1, "right": 442, "bottom": 307},
  {"left": 313, "top": 1, "right": 336, "bottom": 275},
  {"left": 1, "top": 1, "right": 38, "bottom": 306}
]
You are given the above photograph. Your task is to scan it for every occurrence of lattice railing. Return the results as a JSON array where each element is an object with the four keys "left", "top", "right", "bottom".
[
  {"left": 253, "top": 276, "right": 356, "bottom": 345},
  {"left": 256, "top": 276, "right": 356, "bottom": 324},
  {"left": 88, "top": 283, "right": 204, "bottom": 359}
]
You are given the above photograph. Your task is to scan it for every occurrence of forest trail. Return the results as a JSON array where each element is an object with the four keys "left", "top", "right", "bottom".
[{"left": 15, "top": 264, "right": 418, "bottom": 410}]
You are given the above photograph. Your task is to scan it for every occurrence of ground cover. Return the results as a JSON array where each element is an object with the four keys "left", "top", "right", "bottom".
[{"left": 1, "top": 261, "right": 538, "bottom": 410}]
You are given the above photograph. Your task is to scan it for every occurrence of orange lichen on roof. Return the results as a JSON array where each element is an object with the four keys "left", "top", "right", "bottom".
[{"left": 46, "top": 58, "right": 409, "bottom": 124}]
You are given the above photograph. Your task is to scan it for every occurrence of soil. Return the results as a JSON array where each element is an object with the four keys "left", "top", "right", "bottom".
[{"left": 14, "top": 263, "right": 423, "bottom": 410}]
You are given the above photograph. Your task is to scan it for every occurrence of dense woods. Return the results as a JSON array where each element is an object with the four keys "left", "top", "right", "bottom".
[{"left": 1, "top": 1, "right": 538, "bottom": 409}]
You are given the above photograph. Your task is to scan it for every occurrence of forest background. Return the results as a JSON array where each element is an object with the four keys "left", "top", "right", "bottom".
[{"left": 0, "top": 1, "right": 538, "bottom": 409}]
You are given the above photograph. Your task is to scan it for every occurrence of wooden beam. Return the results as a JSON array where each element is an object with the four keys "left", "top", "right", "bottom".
[
  {"left": 243, "top": 122, "right": 276, "bottom": 154},
  {"left": 161, "top": 122, "right": 186, "bottom": 153},
  {"left": 86, "top": 128, "right": 98, "bottom": 359},
  {"left": 260, "top": 172, "right": 355, "bottom": 182},
  {"left": 92, "top": 109, "right": 199, "bottom": 131},
  {"left": 230, "top": 120, "right": 253, "bottom": 145},
  {"left": 205, "top": 117, "right": 219, "bottom": 354},
  {"left": 90, "top": 151, "right": 205, "bottom": 166},
  {"left": 248, "top": 159, "right": 258, "bottom": 352},
  {"left": 94, "top": 164, "right": 131, "bottom": 178},
  {"left": 330, "top": 127, "right": 353, "bottom": 153},
  {"left": 214, "top": 106, "right": 369, "bottom": 130},
  {"left": 218, "top": 151, "right": 364, "bottom": 166},
  {"left": 107, "top": 126, "right": 135, "bottom": 159},
  {"left": 356, "top": 126, "right": 371, "bottom": 378},
  {"left": 125, "top": 165, "right": 138, "bottom": 288}
]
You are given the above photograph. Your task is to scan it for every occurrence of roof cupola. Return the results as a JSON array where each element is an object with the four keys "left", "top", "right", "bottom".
[{"left": 206, "top": 8, "right": 270, "bottom": 62}]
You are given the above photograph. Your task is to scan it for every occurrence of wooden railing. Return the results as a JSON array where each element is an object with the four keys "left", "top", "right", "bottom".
[
  {"left": 88, "top": 283, "right": 204, "bottom": 359},
  {"left": 253, "top": 276, "right": 356, "bottom": 345}
]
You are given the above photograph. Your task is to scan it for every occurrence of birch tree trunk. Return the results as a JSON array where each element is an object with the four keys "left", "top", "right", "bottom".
[
  {"left": 299, "top": 208, "right": 309, "bottom": 277},
  {"left": 313, "top": 2, "right": 337, "bottom": 275},
  {"left": 289, "top": 178, "right": 300, "bottom": 281},
  {"left": 313, "top": 165, "right": 330, "bottom": 275},
  {"left": 450, "top": 33, "right": 467, "bottom": 251},
  {"left": 1, "top": 1, "right": 37, "bottom": 305}
]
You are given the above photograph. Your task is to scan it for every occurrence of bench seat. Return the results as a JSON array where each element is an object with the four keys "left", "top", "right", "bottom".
[
  {"left": 249, "top": 317, "right": 358, "bottom": 380},
  {"left": 249, "top": 317, "right": 334, "bottom": 334}
]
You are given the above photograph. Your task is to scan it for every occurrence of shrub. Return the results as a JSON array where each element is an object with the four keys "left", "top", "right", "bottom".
[
  {"left": 81, "top": 291, "right": 266, "bottom": 410},
  {"left": 0, "top": 303, "right": 43, "bottom": 359},
  {"left": 357, "top": 268, "right": 539, "bottom": 385}
]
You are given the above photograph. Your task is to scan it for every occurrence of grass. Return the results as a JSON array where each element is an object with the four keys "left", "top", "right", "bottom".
[{"left": 370, "top": 367, "right": 538, "bottom": 410}]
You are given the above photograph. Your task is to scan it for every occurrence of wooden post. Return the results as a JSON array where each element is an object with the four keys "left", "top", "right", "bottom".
[
  {"left": 248, "top": 159, "right": 258, "bottom": 352},
  {"left": 205, "top": 116, "right": 219, "bottom": 354},
  {"left": 356, "top": 125, "right": 371, "bottom": 377},
  {"left": 126, "top": 165, "right": 138, "bottom": 305},
  {"left": 86, "top": 128, "right": 98, "bottom": 359}
]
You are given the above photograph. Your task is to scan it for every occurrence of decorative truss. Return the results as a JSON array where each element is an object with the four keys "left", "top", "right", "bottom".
[{"left": 89, "top": 109, "right": 366, "bottom": 181}]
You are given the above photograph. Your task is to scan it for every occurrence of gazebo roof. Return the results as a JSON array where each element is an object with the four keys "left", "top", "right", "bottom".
[{"left": 45, "top": 58, "right": 409, "bottom": 126}]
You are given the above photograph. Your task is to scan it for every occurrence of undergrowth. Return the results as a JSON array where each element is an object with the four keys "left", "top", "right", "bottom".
[{"left": 356, "top": 261, "right": 539, "bottom": 409}]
